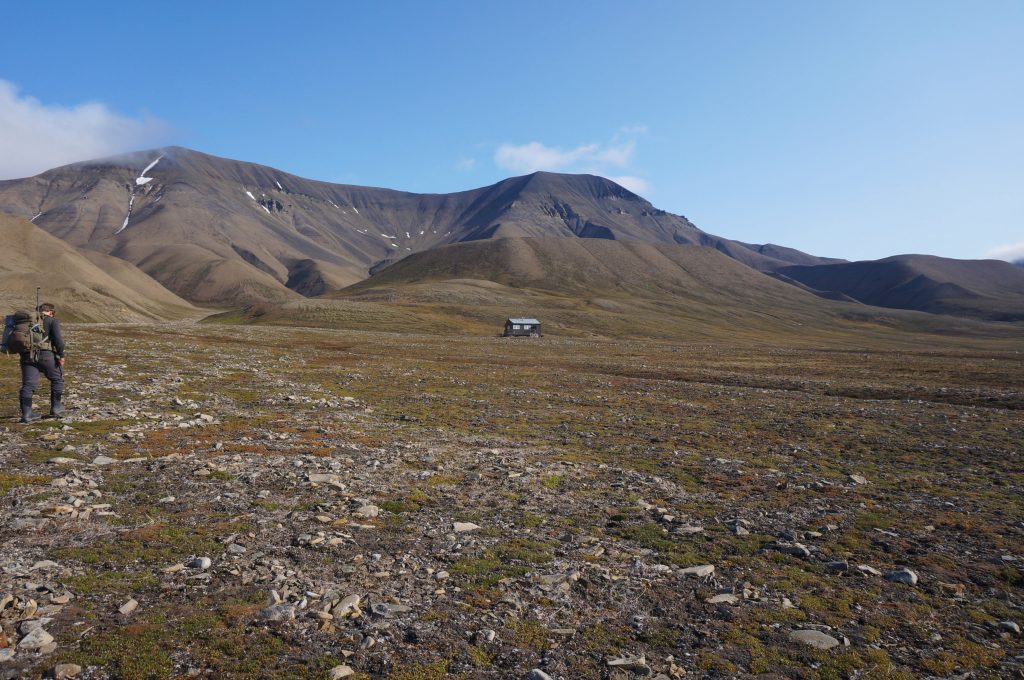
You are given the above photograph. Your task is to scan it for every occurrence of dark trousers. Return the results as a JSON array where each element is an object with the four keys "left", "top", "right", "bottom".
[{"left": 20, "top": 351, "right": 63, "bottom": 402}]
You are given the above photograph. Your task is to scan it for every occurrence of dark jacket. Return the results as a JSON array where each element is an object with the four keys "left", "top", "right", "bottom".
[{"left": 43, "top": 316, "right": 65, "bottom": 358}]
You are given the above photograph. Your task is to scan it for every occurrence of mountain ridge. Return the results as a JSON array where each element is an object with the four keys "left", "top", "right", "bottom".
[
  {"left": 0, "top": 146, "right": 838, "bottom": 305},
  {"left": 779, "top": 254, "right": 1024, "bottom": 321}
]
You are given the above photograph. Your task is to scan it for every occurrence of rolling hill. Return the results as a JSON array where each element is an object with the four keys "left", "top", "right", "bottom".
[
  {"left": 778, "top": 255, "right": 1024, "bottom": 321},
  {"left": 0, "top": 213, "right": 201, "bottom": 322},
  {"left": 216, "top": 238, "right": 1023, "bottom": 345}
]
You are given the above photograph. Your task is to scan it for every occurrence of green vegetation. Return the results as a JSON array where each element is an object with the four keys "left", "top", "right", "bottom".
[{"left": 0, "top": 472, "right": 48, "bottom": 495}]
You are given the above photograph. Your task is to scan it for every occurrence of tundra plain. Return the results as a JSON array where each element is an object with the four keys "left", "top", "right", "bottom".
[{"left": 1, "top": 323, "right": 1022, "bottom": 679}]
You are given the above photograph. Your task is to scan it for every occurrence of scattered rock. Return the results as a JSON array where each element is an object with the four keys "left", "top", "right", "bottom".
[
  {"left": 259, "top": 604, "right": 297, "bottom": 622},
  {"left": 52, "top": 663, "right": 83, "bottom": 679},
  {"left": 679, "top": 564, "right": 715, "bottom": 578},
  {"left": 17, "top": 627, "right": 54, "bottom": 650},
  {"left": 790, "top": 629, "right": 840, "bottom": 649},
  {"left": 765, "top": 542, "right": 812, "bottom": 559},
  {"left": 369, "top": 602, "right": 411, "bottom": 618},
  {"left": 327, "top": 665, "right": 354, "bottom": 679},
  {"left": 453, "top": 522, "right": 480, "bottom": 533},
  {"left": 884, "top": 568, "right": 919, "bottom": 586},
  {"left": 606, "top": 654, "right": 650, "bottom": 674}
]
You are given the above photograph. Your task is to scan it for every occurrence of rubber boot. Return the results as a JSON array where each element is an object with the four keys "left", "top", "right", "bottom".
[
  {"left": 50, "top": 393, "right": 65, "bottom": 418},
  {"left": 19, "top": 396, "right": 40, "bottom": 423}
]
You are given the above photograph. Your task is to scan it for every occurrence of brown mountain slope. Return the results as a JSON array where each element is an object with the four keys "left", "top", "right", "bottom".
[
  {"left": 0, "top": 213, "right": 200, "bottom": 322},
  {"left": 216, "top": 238, "right": 1022, "bottom": 345},
  {"left": 344, "top": 237, "right": 823, "bottom": 305},
  {"left": 779, "top": 255, "right": 1024, "bottom": 321},
  {"left": 0, "top": 147, "right": 836, "bottom": 305}
]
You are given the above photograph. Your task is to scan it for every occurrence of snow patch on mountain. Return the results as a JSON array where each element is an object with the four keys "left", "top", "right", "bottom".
[
  {"left": 115, "top": 194, "right": 135, "bottom": 235},
  {"left": 136, "top": 155, "right": 164, "bottom": 186}
]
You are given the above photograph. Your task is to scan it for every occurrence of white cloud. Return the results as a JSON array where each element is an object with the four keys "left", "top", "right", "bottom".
[
  {"left": 495, "top": 141, "right": 601, "bottom": 174},
  {"left": 0, "top": 80, "right": 171, "bottom": 179},
  {"left": 455, "top": 156, "right": 476, "bottom": 171},
  {"left": 986, "top": 242, "right": 1024, "bottom": 262},
  {"left": 494, "top": 132, "right": 649, "bottom": 194},
  {"left": 605, "top": 175, "right": 649, "bottom": 195}
]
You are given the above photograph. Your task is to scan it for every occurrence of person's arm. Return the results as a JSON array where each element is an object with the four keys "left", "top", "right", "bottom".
[{"left": 48, "top": 317, "right": 66, "bottom": 360}]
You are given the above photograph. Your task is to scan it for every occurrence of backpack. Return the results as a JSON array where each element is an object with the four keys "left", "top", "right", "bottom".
[{"left": 2, "top": 311, "right": 35, "bottom": 355}]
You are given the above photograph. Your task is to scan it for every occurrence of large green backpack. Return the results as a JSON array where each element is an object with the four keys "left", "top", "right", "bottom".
[{"left": 2, "top": 311, "right": 36, "bottom": 354}]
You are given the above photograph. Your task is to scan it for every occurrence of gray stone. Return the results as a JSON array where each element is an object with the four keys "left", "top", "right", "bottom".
[
  {"left": 307, "top": 473, "right": 342, "bottom": 484},
  {"left": 226, "top": 543, "right": 247, "bottom": 555},
  {"left": 259, "top": 604, "right": 296, "bottom": 621},
  {"left": 355, "top": 505, "right": 379, "bottom": 519},
  {"left": 706, "top": 593, "right": 739, "bottom": 605},
  {"left": 527, "top": 670, "right": 554, "bottom": 680},
  {"left": 674, "top": 525, "right": 704, "bottom": 535},
  {"left": 187, "top": 557, "right": 212, "bottom": 570},
  {"left": 766, "top": 542, "right": 812, "bottom": 559},
  {"left": 606, "top": 654, "right": 650, "bottom": 674},
  {"left": 18, "top": 627, "right": 54, "bottom": 650},
  {"left": 999, "top": 620, "right": 1020, "bottom": 635},
  {"left": 327, "top": 665, "right": 355, "bottom": 679},
  {"left": 19, "top": 619, "right": 46, "bottom": 635},
  {"left": 790, "top": 629, "right": 840, "bottom": 649},
  {"left": 857, "top": 564, "right": 882, "bottom": 576},
  {"left": 92, "top": 455, "right": 117, "bottom": 466},
  {"left": 53, "top": 663, "right": 83, "bottom": 679},
  {"left": 332, "top": 594, "right": 361, "bottom": 618},
  {"left": 884, "top": 568, "right": 918, "bottom": 585},
  {"left": 453, "top": 522, "right": 480, "bottom": 533},
  {"left": 826, "top": 560, "right": 849, "bottom": 573},
  {"left": 679, "top": 564, "right": 715, "bottom": 578},
  {"left": 370, "top": 602, "right": 412, "bottom": 618},
  {"left": 849, "top": 474, "right": 868, "bottom": 485},
  {"left": 0, "top": 648, "right": 14, "bottom": 662},
  {"left": 119, "top": 598, "right": 138, "bottom": 616}
]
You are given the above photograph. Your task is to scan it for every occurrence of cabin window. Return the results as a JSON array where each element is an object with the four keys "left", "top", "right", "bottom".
[{"left": 513, "top": 324, "right": 521, "bottom": 329}]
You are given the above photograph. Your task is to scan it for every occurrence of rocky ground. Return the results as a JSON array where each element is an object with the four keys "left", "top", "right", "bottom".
[{"left": 0, "top": 324, "right": 1021, "bottom": 679}]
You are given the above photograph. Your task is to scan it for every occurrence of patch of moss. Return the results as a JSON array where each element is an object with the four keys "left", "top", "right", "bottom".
[{"left": 0, "top": 472, "right": 48, "bottom": 495}]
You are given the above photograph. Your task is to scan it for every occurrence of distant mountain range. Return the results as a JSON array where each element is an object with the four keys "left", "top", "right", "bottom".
[
  {"left": 0, "top": 146, "right": 1021, "bottom": 327},
  {"left": 779, "top": 255, "right": 1024, "bottom": 322},
  {"left": 0, "top": 147, "right": 836, "bottom": 304}
]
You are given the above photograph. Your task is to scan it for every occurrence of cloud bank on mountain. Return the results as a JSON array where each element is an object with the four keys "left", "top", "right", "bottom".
[{"left": 0, "top": 81, "right": 171, "bottom": 180}]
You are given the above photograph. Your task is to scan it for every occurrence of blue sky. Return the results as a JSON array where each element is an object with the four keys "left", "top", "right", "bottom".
[{"left": 1, "top": 1, "right": 1021, "bottom": 262}]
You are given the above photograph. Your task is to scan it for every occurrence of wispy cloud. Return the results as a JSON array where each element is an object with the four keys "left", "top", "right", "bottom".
[
  {"left": 0, "top": 80, "right": 171, "bottom": 179},
  {"left": 986, "top": 242, "right": 1024, "bottom": 262},
  {"left": 455, "top": 156, "right": 476, "bottom": 171},
  {"left": 605, "top": 175, "right": 649, "bottom": 195},
  {"left": 493, "top": 128, "right": 649, "bottom": 194}
]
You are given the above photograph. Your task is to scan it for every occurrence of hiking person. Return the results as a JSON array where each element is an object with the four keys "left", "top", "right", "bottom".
[{"left": 15, "top": 302, "right": 66, "bottom": 423}]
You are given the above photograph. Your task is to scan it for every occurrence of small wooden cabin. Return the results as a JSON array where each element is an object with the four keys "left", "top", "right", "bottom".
[{"left": 503, "top": 317, "right": 542, "bottom": 337}]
